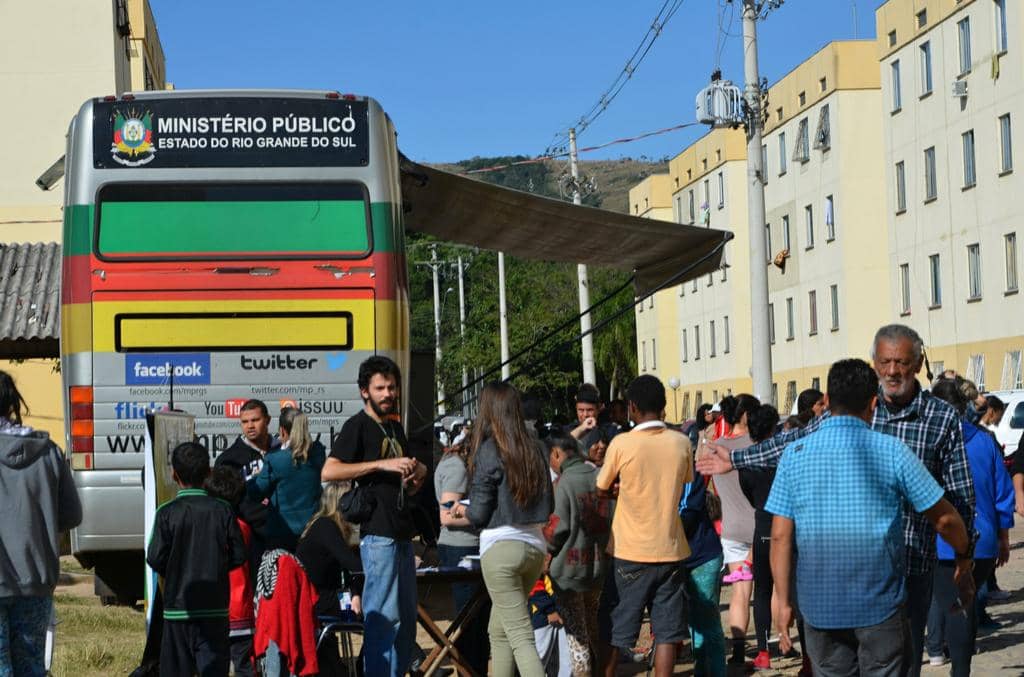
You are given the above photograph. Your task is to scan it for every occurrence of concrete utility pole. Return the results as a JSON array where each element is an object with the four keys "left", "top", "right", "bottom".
[
  {"left": 430, "top": 246, "right": 446, "bottom": 416},
  {"left": 498, "top": 252, "right": 510, "bottom": 380},
  {"left": 742, "top": 0, "right": 774, "bottom": 402},
  {"left": 569, "top": 127, "right": 597, "bottom": 386},
  {"left": 457, "top": 255, "right": 469, "bottom": 416}
]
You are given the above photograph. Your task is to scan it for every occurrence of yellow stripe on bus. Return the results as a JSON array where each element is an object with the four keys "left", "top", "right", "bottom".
[
  {"left": 91, "top": 299, "right": 383, "bottom": 353},
  {"left": 118, "top": 314, "right": 356, "bottom": 351}
]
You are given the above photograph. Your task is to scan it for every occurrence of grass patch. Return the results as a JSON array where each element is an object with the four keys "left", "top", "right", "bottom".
[
  {"left": 51, "top": 591, "right": 145, "bottom": 677},
  {"left": 58, "top": 556, "right": 90, "bottom": 576}
]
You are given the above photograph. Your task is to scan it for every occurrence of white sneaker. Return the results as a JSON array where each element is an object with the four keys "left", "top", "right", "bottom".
[{"left": 928, "top": 655, "right": 948, "bottom": 667}]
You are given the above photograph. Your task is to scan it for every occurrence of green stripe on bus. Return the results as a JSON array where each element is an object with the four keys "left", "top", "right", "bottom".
[
  {"left": 63, "top": 205, "right": 92, "bottom": 257},
  {"left": 98, "top": 200, "right": 369, "bottom": 255},
  {"left": 64, "top": 201, "right": 397, "bottom": 256}
]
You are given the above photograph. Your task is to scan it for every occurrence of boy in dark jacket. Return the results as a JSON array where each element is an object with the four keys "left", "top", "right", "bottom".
[
  {"left": 545, "top": 435, "right": 611, "bottom": 676},
  {"left": 147, "top": 442, "right": 247, "bottom": 677}
]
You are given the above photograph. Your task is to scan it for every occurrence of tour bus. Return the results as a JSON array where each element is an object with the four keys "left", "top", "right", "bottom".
[{"left": 61, "top": 90, "right": 410, "bottom": 603}]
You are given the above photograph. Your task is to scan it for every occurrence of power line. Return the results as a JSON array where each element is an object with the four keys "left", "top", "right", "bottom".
[
  {"left": 470, "top": 120, "right": 698, "bottom": 175},
  {"left": 544, "top": 0, "right": 688, "bottom": 156}
]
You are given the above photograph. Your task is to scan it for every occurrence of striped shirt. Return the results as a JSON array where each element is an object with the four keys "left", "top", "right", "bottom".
[{"left": 732, "top": 385, "right": 975, "bottom": 575}]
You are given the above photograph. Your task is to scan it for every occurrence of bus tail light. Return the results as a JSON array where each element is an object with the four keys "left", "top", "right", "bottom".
[{"left": 69, "top": 387, "right": 94, "bottom": 470}]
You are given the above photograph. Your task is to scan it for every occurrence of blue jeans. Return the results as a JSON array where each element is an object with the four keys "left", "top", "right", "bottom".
[
  {"left": 360, "top": 535, "right": 417, "bottom": 677},
  {"left": 0, "top": 596, "right": 51, "bottom": 677},
  {"left": 686, "top": 556, "right": 727, "bottom": 677}
]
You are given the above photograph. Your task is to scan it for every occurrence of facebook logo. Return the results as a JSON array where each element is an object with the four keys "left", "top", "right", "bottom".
[{"left": 125, "top": 353, "right": 211, "bottom": 385}]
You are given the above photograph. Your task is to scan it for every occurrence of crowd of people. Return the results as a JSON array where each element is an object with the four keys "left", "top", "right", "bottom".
[{"left": 2, "top": 320, "right": 1024, "bottom": 676}]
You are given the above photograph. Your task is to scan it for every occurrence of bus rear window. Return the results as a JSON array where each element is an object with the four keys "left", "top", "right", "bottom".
[{"left": 96, "top": 183, "right": 371, "bottom": 260}]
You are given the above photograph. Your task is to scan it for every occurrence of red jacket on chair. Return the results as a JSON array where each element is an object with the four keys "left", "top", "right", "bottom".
[{"left": 254, "top": 554, "right": 320, "bottom": 676}]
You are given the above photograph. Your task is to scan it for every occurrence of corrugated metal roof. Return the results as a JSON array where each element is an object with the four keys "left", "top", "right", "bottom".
[{"left": 0, "top": 243, "right": 60, "bottom": 359}]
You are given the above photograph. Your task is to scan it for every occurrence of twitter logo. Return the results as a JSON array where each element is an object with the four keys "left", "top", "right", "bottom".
[{"left": 326, "top": 352, "right": 348, "bottom": 370}]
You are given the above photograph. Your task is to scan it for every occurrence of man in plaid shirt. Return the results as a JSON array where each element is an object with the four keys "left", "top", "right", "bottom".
[{"left": 697, "top": 324, "right": 976, "bottom": 676}]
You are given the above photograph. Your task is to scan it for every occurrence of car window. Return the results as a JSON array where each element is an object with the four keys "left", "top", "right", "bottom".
[{"left": 1011, "top": 402, "right": 1024, "bottom": 429}]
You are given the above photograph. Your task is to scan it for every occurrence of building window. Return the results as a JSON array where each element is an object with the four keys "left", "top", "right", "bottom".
[
  {"left": 771, "top": 383, "right": 779, "bottom": 408},
  {"left": 651, "top": 338, "right": 657, "bottom": 370},
  {"left": 825, "top": 195, "right": 835, "bottom": 241},
  {"left": 888, "top": 30, "right": 897, "bottom": 47},
  {"left": 703, "top": 179, "right": 710, "bottom": 209},
  {"left": 641, "top": 341, "right": 647, "bottom": 371},
  {"left": 786, "top": 297, "right": 795, "bottom": 340},
  {"left": 761, "top": 144, "right": 769, "bottom": 183},
  {"left": 682, "top": 328, "right": 688, "bottom": 362},
  {"left": 1000, "top": 114, "right": 1013, "bottom": 173},
  {"left": 779, "top": 132, "right": 787, "bottom": 175},
  {"left": 785, "top": 381, "right": 798, "bottom": 413},
  {"left": 829, "top": 284, "right": 839, "bottom": 330},
  {"left": 920, "top": 42, "right": 933, "bottom": 95},
  {"left": 1002, "top": 350, "right": 1023, "bottom": 389},
  {"left": 924, "top": 147, "right": 938, "bottom": 201},
  {"left": 710, "top": 320, "right": 717, "bottom": 357},
  {"left": 782, "top": 215, "right": 791, "bottom": 251},
  {"left": 707, "top": 273, "right": 713, "bottom": 287},
  {"left": 891, "top": 60, "right": 902, "bottom": 112},
  {"left": 682, "top": 392, "right": 692, "bottom": 419},
  {"left": 805, "top": 204, "right": 814, "bottom": 249},
  {"left": 917, "top": 9, "right": 927, "bottom": 28},
  {"left": 692, "top": 278, "right": 698, "bottom": 293},
  {"left": 777, "top": 107, "right": 783, "bottom": 121},
  {"left": 967, "top": 243, "right": 983, "bottom": 300},
  {"left": 808, "top": 290, "right": 818, "bottom": 335},
  {"left": 900, "top": 263, "right": 911, "bottom": 314},
  {"left": 768, "top": 303, "right": 776, "bottom": 344},
  {"left": 895, "top": 161, "right": 907, "bottom": 212},
  {"left": 995, "top": 0, "right": 1008, "bottom": 53},
  {"left": 819, "top": 77, "right": 827, "bottom": 92},
  {"left": 724, "top": 315, "right": 731, "bottom": 353},
  {"left": 717, "top": 171, "right": 725, "bottom": 209},
  {"left": 795, "top": 118, "right": 810, "bottom": 162},
  {"left": 967, "top": 354, "right": 986, "bottom": 391},
  {"left": 799, "top": 91, "right": 806, "bottom": 107},
  {"left": 932, "top": 361, "right": 945, "bottom": 378},
  {"left": 958, "top": 17, "right": 972, "bottom": 75},
  {"left": 1006, "top": 232, "right": 1019, "bottom": 292},
  {"left": 766, "top": 222, "right": 772, "bottom": 262},
  {"left": 929, "top": 254, "right": 942, "bottom": 307},
  {"left": 649, "top": 295, "right": 654, "bottom": 309},
  {"left": 694, "top": 325, "right": 701, "bottom": 360},
  {"left": 688, "top": 190, "right": 695, "bottom": 223},
  {"left": 814, "top": 105, "right": 830, "bottom": 150},
  {"left": 811, "top": 376, "right": 821, "bottom": 391},
  {"left": 962, "top": 130, "right": 976, "bottom": 188},
  {"left": 695, "top": 390, "right": 703, "bottom": 410}
]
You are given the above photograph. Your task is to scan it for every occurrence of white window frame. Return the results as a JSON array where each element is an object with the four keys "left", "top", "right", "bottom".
[
  {"left": 958, "top": 17, "right": 972, "bottom": 75},
  {"left": 929, "top": 254, "right": 942, "bottom": 307},
  {"left": 795, "top": 118, "right": 810, "bottom": 162},
  {"left": 896, "top": 161, "right": 907, "bottom": 212},
  {"left": 813, "top": 105, "right": 831, "bottom": 150},
  {"left": 1001, "top": 350, "right": 1022, "bottom": 389},
  {"left": 768, "top": 303, "right": 776, "bottom": 344},
  {"left": 651, "top": 338, "right": 657, "bottom": 370},
  {"left": 805, "top": 204, "right": 814, "bottom": 249},
  {"left": 900, "top": 263, "right": 911, "bottom": 314},
  {"left": 966, "top": 354, "right": 986, "bottom": 391},
  {"left": 709, "top": 320, "right": 717, "bottom": 357},
  {"left": 962, "top": 129, "right": 976, "bottom": 188},
  {"left": 829, "top": 284, "right": 839, "bottom": 330},
  {"left": 995, "top": 0, "right": 1008, "bottom": 53},
  {"left": 891, "top": 60, "right": 902, "bottom": 111},
  {"left": 920, "top": 41, "right": 933, "bottom": 95},
  {"left": 1005, "top": 232, "right": 1018, "bottom": 292},
  {"left": 717, "top": 171, "right": 725, "bottom": 209},
  {"left": 688, "top": 189, "right": 695, "bottom": 222},
  {"left": 682, "top": 328, "right": 688, "bottom": 362},
  {"left": 761, "top": 144, "right": 769, "bottom": 183},
  {"left": 825, "top": 195, "right": 835, "bottom": 241},
  {"left": 694, "top": 325, "right": 701, "bottom": 360},
  {"left": 808, "top": 290, "right": 818, "bottom": 335},
  {"left": 782, "top": 215, "right": 791, "bottom": 251},
  {"left": 1000, "top": 114, "right": 1013, "bottom": 174},
  {"left": 724, "top": 315, "right": 731, "bottom": 354},
  {"left": 967, "top": 243, "right": 983, "bottom": 300},
  {"left": 778, "top": 132, "right": 787, "bottom": 175},
  {"left": 924, "top": 147, "right": 937, "bottom": 201},
  {"left": 641, "top": 340, "right": 647, "bottom": 371},
  {"left": 786, "top": 297, "right": 795, "bottom": 340}
]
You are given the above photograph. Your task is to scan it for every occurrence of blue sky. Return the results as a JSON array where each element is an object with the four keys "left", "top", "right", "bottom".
[{"left": 150, "top": 1, "right": 880, "bottom": 163}]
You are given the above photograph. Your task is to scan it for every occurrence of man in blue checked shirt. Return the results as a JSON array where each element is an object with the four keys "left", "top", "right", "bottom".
[
  {"left": 766, "top": 359, "right": 970, "bottom": 677},
  {"left": 697, "top": 324, "right": 976, "bottom": 677}
]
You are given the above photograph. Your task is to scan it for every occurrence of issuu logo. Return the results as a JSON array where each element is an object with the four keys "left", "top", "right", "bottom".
[
  {"left": 240, "top": 354, "right": 319, "bottom": 371},
  {"left": 126, "top": 353, "right": 211, "bottom": 385}
]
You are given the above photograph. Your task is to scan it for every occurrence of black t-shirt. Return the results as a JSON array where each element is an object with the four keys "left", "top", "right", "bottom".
[
  {"left": 331, "top": 410, "right": 416, "bottom": 540},
  {"left": 296, "top": 516, "right": 363, "bottom": 617}
]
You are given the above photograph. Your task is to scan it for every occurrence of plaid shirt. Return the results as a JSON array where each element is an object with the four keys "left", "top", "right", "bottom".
[{"left": 732, "top": 386, "right": 976, "bottom": 575}]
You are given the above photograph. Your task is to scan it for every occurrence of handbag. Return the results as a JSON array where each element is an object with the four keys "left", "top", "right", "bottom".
[{"left": 340, "top": 481, "right": 376, "bottom": 524}]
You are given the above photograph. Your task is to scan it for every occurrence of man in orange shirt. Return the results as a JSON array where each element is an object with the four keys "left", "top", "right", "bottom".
[{"left": 596, "top": 375, "right": 693, "bottom": 677}]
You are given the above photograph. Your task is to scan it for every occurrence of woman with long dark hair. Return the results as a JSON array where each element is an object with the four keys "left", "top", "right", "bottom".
[{"left": 449, "top": 382, "right": 553, "bottom": 677}]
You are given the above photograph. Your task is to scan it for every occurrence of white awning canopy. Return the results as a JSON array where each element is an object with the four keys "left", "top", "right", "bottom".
[{"left": 400, "top": 159, "right": 733, "bottom": 296}]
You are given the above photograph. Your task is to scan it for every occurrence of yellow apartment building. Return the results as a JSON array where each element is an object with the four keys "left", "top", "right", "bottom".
[
  {"left": 877, "top": 0, "right": 1024, "bottom": 391},
  {"left": 0, "top": 0, "right": 167, "bottom": 439},
  {"left": 632, "top": 41, "right": 891, "bottom": 420}
]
